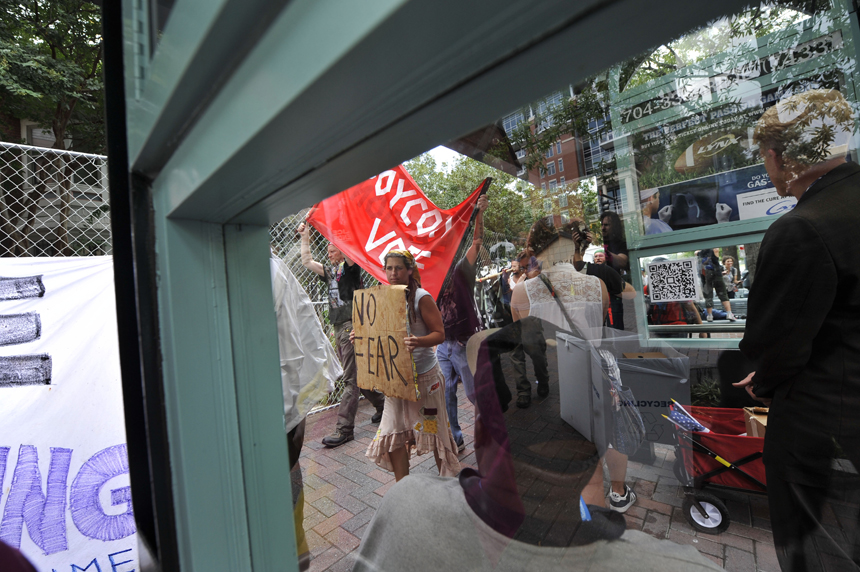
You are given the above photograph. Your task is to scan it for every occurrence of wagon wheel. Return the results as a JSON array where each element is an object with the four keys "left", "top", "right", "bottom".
[{"left": 683, "top": 492, "right": 730, "bottom": 534}]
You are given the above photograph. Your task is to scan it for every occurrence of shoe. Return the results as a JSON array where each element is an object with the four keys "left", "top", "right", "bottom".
[
  {"left": 727, "top": 312, "right": 737, "bottom": 322},
  {"left": 706, "top": 314, "right": 714, "bottom": 322},
  {"left": 457, "top": 439, "right": 466, "bottom": 453},
  {"left": 537, "top": 382, "right": 549, "bottom": 398},
  {"left": 322, "top": 430, "right": 354, "bottom": 448},
  {"left": 609, "top": 485, "right": 637, "bottom": 513},
  {"left": 516, "top": 394, "right": 531, "bottom": 409},
  {"left": 371, "top": 409, "right": 383, "bottom": 424}
]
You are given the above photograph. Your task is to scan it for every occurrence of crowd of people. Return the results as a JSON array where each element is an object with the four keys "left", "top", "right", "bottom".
[{"left": 301, "top": 88, "right": 860, "bottom": 572}]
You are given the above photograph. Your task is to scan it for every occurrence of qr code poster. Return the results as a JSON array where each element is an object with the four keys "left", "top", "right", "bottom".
[{"left": 647, "top": 257, "right": 702, "bottom": 302}]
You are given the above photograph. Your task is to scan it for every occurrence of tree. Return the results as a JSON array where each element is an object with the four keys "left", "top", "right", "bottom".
[
  {"left": 404, "top": 152, "right": 535, "bottom": 241},
  {"left": 0, "top": 0, "right": 104, "bottom": 256},
  {"left": 0, "top": 0, "right": 104, "bottom": 152}
]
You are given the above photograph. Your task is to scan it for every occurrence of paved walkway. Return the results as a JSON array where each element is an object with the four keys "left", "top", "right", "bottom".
[{"left": 298, "top": 377, "right": 777, "bottom": 572}]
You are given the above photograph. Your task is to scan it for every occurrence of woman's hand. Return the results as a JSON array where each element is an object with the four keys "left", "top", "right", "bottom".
[
  {"left": 349, "top": 329, "right": 355, "bottom": 344},
  {"left": 403, "top": 335, "right": 419, "bottom": 353}
]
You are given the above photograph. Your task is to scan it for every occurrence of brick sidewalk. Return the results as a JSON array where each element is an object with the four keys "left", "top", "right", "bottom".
[{"left": 298, "top": 385, "right": 776, "bottom": 572}]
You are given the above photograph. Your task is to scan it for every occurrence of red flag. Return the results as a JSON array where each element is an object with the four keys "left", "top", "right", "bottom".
[{"left": 307, "top": 165, "right": 485, "bottom": 299}]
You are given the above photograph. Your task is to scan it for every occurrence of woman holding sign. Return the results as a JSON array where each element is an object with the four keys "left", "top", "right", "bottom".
[{"left": 360, "top": 250, "right": 462, "bottom": 481}]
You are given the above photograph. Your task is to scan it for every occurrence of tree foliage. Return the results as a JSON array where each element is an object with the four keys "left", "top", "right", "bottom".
[
  {"left": 404, "top": 152, "right": 535, "bottom": 241},
  {"left": 0, "top": 0, "right": 104, "bottom": 151}
]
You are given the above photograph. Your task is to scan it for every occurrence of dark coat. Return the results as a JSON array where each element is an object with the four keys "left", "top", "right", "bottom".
[{"left": 739, "top": 161, "right": 860, "bottom": 485}]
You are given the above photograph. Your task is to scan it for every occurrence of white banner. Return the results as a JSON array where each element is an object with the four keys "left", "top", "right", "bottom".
[
  {"left": 737, "top": 187, "right": 797, "bottom": 220},
  {"left": 0, "top": 257, "right": 136, "bottom": 571}
]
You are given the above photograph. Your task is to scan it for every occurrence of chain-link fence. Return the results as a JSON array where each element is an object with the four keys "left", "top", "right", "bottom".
[{"left": 0, "top": 142, "right": 110, "bottom": 257}]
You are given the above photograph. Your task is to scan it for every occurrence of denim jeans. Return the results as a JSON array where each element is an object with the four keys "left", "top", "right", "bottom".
[{"left": 437, "top": 339, "right": 475, "bottom": 446}]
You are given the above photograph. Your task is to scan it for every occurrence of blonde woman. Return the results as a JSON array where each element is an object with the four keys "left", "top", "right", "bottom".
[{"left": 361, "top": 250, "right": 461, "bottom": 481}]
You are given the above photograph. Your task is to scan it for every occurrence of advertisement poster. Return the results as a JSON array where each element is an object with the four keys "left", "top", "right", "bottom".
[
  {"left": 0, "top": 257, "right": 136, "bottom": 572},
  {"left": 624, "top": 42, "right": 843, "bottom": 232}
]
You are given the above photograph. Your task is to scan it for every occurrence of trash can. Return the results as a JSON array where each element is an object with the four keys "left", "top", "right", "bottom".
[{"left": 557, "top": 328, "right": 690, "bottom": 449}]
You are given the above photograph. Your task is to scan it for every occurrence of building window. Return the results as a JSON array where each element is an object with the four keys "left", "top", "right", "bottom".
[
  {"left": 537, "top": 92, "right": 563, "bottom": 116},
  {"left": 541, "top": 182, "right": 546, "bottom": 191},
  {"left": 556, "top": 141, "right": 562, "bottom": 154},
  {"left": 547, "top": 161, "right": 556, "bottom": 176},
  {"left": 549, "top": 180, "right": 558, "bottom": 191},
  {"left": 545, "top": 146, "right": 554, "bottom": 158},
  {"left": 559, "top": 176, "right": 565, "bottom": 186},
  {"left": 544, "top": 199, "right": 552, "bottom": 211},
  {"left": 539, "top": 167, "right": 546, "bottom": 177},
  {"left": 558, "top": 158, "right": 564, "bottom": 172},
  {"left": 516, "top": 149, "right": 526, "bottom": 159},
  {"left": 559, "top": 194, "right": 568, "bottom": 207},
  {"left": 561, "top": 209, "right": 569, "bottom": 221},
  {"left": 503, "top": 112, "right": 524, "bottom": 135}
]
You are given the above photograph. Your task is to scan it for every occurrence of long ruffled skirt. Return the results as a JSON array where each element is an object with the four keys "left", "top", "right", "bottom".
[{"left": 365, "top": 364, "right": 462, "bottom": 477}]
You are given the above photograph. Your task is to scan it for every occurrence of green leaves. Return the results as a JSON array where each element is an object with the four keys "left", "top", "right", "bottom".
[{"left": 0, "top": 0, "right": 104, "bottom": 152}]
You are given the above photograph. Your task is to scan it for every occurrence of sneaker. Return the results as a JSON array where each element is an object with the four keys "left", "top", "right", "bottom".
[
  {"left": 608, "top": 485, "right": 637, "bottom": 513},
  {"left": 536, "top": 381, "right": 549, "bottom": 398},
  {"left": 706, "top": 314, "right": 714, "bottom": 322},
  {"left": 727, "top": 312, "right": 737, "bottom": 322},
  {"left": 322, "top": 430, "right": 354, "bottom": 448},
  {"left": 371, "top": 409, "right": 384, "bottom": 424},
  {"left": 457, "top": 439, "right": 466, "bottom": 453},
  {"left": 516, "top": 394, "right": 532, "bottom": 409}
]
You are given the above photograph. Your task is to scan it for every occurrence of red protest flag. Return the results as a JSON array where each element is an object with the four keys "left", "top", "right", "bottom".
[{"left": 306, "top": 165, "right": 486, "bottom": 299}]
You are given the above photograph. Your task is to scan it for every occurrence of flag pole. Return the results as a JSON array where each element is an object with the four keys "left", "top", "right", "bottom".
[{"left": 437, "top": 177, "right": 492, "bottom": 298}]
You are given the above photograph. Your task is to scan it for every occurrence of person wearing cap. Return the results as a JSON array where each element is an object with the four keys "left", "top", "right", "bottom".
[
  {"left": 734, "top": 88, "right": 860, "bottom": 571},
  {"left": 639, "top": 187, "right": 674, "bottom": 235},
  {"left": 298, "top": 222, "right": 385, "bottom": 448},
  {"left": 592, "top": 249, "right": 606, "bottom": 264},
  {"left": 362, "top": 250, "right": 461, "bottom": 481}
]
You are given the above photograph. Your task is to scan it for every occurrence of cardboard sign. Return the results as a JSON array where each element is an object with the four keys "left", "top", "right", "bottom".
[
  {"left": 353, "top": 285, "right": 417, "bottom": 401},
  {"left": 744, "top": 407, "right": 768, "bottom": 438},
  {"left": 0, "top": 257, "right": 136, "bottom": 571}
]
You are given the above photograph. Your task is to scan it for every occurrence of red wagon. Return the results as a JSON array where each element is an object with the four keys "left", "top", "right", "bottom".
[{"left": 671, "top": 406, "right": 767, "bottom": 534}]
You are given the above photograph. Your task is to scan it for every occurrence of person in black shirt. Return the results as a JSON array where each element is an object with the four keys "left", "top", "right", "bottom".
[{"left": 571, "top": 226, "right": 635, "bottom": 328}]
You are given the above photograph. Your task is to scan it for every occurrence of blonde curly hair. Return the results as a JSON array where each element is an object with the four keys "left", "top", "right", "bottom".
[{"left": 753, "top": 89, "right": 854, "bottom": 167}]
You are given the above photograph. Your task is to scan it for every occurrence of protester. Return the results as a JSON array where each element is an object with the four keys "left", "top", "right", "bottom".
[
  {"left": 734, "top": 88, "right": 860, "bottom": 571},
  {"left": 271, "top": 255, "right": 344, "bottom": 570},
  {"left": 592, "top": 249, "right": 605, "bottom": 264},
  {"left": 363, "top": 250, "right": 461, "bottom": 481},
  {"left": 599, "top": 211, "right": 630, "bottom": 330},
  {"left": 436, "top": 194, "right": 489, "bottom": 453},
  {"left": 353, "top": 321, "right": 721, "bottom": 572},
  {"left": 298, "top": 222, "right": 385, "bottom": 447},
  {"left": 722, "top": 257, "right": 740, "bottom": 299},
  {"left": 507, "top": 248, "right": 549, "bottom": 408},
  {"left": 571, "top": 225, "right": 636, "bottom": 327},
  {"left": 600, "top": 211, "right": 629, "bottom": 277},
  {"left": 699, "top": 248, "right": 737, "bottom": 322}
]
